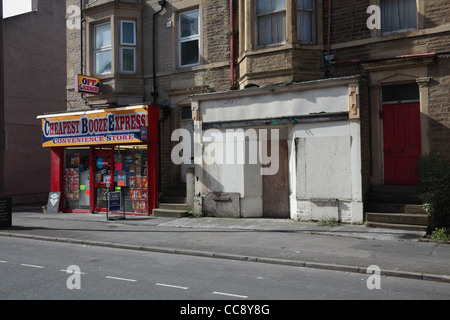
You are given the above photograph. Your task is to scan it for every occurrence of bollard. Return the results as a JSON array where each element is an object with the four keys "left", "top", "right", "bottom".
[{"left": 0, "top": 196, "right": 12, "bottom": 228}]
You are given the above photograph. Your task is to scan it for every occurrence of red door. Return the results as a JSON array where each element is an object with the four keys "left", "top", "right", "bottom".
[
  {"left": 93, "top": 149, "right": 114, "bottom": 212},
  {"left": 383, "top": 103, "right": 421, "bottom": 185}
]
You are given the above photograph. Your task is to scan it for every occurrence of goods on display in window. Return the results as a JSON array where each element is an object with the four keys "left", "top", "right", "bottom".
[
  {"left": 132, "top": 200, "right": 147, "bottom": 211},
  {"left": 64, "top": 168, "right": 80, "bottom": 200},
  {"left": 97, "top": 188, "right": 108, "bottom": 201},
  {"left": 70, "top": 153, "right": 80, "bottom": 165}
]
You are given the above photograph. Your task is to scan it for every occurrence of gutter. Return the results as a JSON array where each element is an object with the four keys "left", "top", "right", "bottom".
[{"left": 331, "top": 52, "right": 437, "bottom": 65}]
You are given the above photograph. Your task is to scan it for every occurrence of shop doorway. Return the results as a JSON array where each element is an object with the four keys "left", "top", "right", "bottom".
[
  {"left": 262, "top": 140, "right": 289, "bottom": 218},
  {"left": 93, "top": 148, "right": 114, "bottom": 212},
  {"left": 92, "top": 145, "right": 150, "bottom": 214}
]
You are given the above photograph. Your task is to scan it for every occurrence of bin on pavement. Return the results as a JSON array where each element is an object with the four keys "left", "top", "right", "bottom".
[{"left": 0, "top": 197, "right": 12, "bottom": 228}]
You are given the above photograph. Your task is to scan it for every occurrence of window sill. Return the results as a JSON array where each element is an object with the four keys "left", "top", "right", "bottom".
[
  {"left": 332, "top": 24, "right": 450, "bottom": 50},
  {"left": 380, "top": 28, "right": 417, "bottom": 36},
  {"left": 239, "top": 43, "right": 325, "bottom": 62}
]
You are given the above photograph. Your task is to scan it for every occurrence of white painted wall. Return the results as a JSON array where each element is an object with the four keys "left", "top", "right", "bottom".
[
  {"left": 292, "top": 120, "right": 363, "bottom": 223},
  {"left": 201, "top": 86, "right": 349, "bottom": 123},
  {"left": 193, "top": 80, "right": 364, "bottom": 223}
]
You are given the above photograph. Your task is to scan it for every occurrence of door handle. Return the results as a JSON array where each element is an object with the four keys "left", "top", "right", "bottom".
[
  {"left": 400, "top": 148, "right": 405, "bottom": 152},
  {"left": 384, "top": 148, "right": 391, "bottom": 152}
]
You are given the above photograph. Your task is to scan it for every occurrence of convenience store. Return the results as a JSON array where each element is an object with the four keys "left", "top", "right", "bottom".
[{"left": 37, "top": 105, "right": 159, "bottom": 215}]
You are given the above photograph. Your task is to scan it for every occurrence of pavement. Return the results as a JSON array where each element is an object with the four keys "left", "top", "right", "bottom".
[{"left": 1, "top": 206, "right": 450, "bottom": 284}]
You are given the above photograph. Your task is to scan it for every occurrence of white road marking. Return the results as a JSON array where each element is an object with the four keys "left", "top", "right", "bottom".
[
  {"left": 20, "top": 263, "right": 45, "bottom": 269},
  {"left": 60, "top": 269, "right": 86, "bottom": 275},
  {"left": 213, "top": 291, "right": 248, "bottom": 299},
  {"left": 156, "top": 283, "right": 189, "bottom": 290},
  {"left": 105, "top": 276, "right": 137, "bottom": 282},
  {"left": 0, "top": 260, "right": 8, "bottom": 263}
]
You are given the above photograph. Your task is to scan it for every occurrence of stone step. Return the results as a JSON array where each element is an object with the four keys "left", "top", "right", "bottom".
[
  {"left": 159, "top": 196, "right": 187, "bottom": 204},
  {"left": 365, "top": 202, "right": 425, "bottom": 214},
  {"left": 365, "top": 221, "right": 428, "bottom": 232},
  {"left": 366, "top": 192, "right": 421, "bottom": 204},
  {"left": 152, "top": 208, "right": 189, "bottom": 218},
  {"left": 163, "top": 188, "right": 187, "bottom": 197},
  {"left": 366, "top": 212, "right": 428, "bottom": 226},
  {"left": 158, "top": 203, "right": 189, "bottom": 210},
  {"left": 371, "top": 185, "right": 419, "bottom": 195}
]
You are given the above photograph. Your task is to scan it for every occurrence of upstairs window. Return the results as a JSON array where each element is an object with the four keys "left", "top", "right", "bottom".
[
  {"left": 381, "top": 0, "right": 417, "bottom": 34},
  {"left": 179, "top": 9, "right": 200, "bottom": 67},
  {"left": 297, "top": 0, "right": 315, "bottom": 44},
  {"left": 94, "top": 23, "right": 112, "bottom": 75},
  {"left": 256, "top": 0, "right": 286, "bottom": 47},
  {"left": 120, "top": 20, "right": 137, "bottom": 73}
]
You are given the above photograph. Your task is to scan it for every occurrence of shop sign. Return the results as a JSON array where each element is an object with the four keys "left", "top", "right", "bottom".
[
  {"left": 96, "top": 157, "right": 110, "bottom": 169},
  {"left": 40, "top": 107, "right": 149, "bottom": 147},
  {"left": 46, "top": 192, "right": 61, "bottom": 213},
  {"left": 108, "top": 192, "right": 121, "bottom": 212},
  {"left": 75, "top": 74, "right": 101, "bottom": 95}
]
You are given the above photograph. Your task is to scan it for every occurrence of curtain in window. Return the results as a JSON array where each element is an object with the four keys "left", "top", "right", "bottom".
[
  {"left": 381, "top": 0, "right": 417, "bottom": 33},
  {"left": 122, "top": 22, "right": 135, "bottom": 45},
  {"left": 95, "top": 24, "right": 111, "bottom": 49},
  {"left": 95, "top": 51, "right": 111, "bottom": 75},
  {"left": 179, "top": 10, "right": 200, "bottom": 67},
  {"left": 94, "top": 23, "right": 111, "bottom": 75},
  {"left": 121, "top": 48, "right": 135, "bottom": 72},
  {"left": 297, "top": 0, "right": 314, "bottom": 43},
  {"left": 257, "top": 0, "right": 286, "bottom": 46}
]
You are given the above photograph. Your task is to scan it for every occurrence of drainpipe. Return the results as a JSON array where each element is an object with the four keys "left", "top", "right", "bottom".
[
  {"left": 152, "top": 0, "right": 167, "bottom": 196},
  {"left": 327, "top": 0, "right": 331, "bottom": 55},
  {"left": 0, "top": 0, "right": 4, "bottom": 194},
  {"left": 80, "top": 0, "right": 83, "bottom": 75},
  {"left": 229, "top": 0, "right": 235, "bottom": 89},
  {"left": 80, "top": 0, "right": 88, "bottom": 106},
  {"left": 152, "top": 0, "right": 166, "bottom": 105}
]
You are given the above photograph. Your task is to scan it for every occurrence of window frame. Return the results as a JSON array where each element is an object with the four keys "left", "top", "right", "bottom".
[
  {"left": 120, "top": 20, "right": 137, "bottom": 74},
  {"left": 255, "top": 0, "right": 287, "bottom": 47},
  {"left": 93, "top": 22, "right": 112, "bottom": 76},
  {"left": 178, "top": 9, "right": 200, "bottom": 68},
  {"left": 379, "top": 0, "right": 418, "bottom": 35},
  {"left": 296, "top": 0, "right": 316, "bottom": 44}
]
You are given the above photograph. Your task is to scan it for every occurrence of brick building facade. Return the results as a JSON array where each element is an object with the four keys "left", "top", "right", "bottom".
[
  {"left": 3, "top": 0, "right": 66, "bottom": 204},
  {"left": 63, "top": 0, "right": 449, "bottom": 224}
]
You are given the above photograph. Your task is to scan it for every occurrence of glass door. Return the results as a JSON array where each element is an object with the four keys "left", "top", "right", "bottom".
[
  {"left": 113, "top": 145, "right": 149, "bottom": 214},
  {"left": 94, "top": 148, "right": 114, "bottom": 212}
]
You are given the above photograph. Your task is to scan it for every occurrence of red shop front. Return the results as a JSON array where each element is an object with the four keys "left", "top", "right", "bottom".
[{"left": 37, "top": 105, "right": 159, "bottom": 215}]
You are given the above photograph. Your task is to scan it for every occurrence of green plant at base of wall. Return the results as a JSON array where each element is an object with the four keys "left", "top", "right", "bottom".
[{"left": 417, "top": 151, "right": 450, "bottom": 233}]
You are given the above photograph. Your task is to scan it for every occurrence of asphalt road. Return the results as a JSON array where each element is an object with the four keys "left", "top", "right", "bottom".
[{"left": 1, "top": 237, "right": 449, "bottom": 304}]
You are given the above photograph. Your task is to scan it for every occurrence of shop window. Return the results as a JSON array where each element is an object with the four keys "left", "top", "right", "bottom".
[
  {"left": 94, "top": 22, "right": 112, "bottom": 75},
  {"left": 256, "top": 0, "right": 286, "bottom": 47},
  {"left": 179, "top": 9, "right": 200, "bottom": 67},
  {"left": 113, "top": 146, "right": 148, "bottom": 213},
  {"left": 297, "top": 0, "right": 315, "bottom": 44},
  {"left": 380, "top": 0, "right": 417, "bottom": 34},
  {"left": 120, "top": 20, "right": 137, "bottom": 73},
  {"left": 63, "top": 148, "right": 91, "bottom": 210}
]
